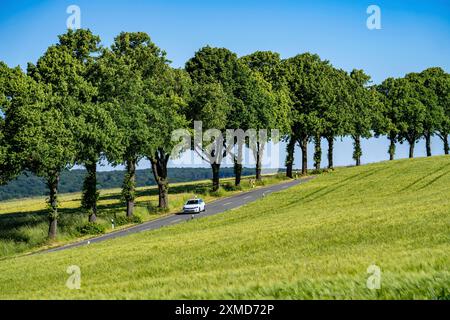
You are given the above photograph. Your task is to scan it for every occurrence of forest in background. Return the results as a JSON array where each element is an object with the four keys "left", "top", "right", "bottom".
[{"left": 0, "top": 167, "right": 260, "bottom": 201}]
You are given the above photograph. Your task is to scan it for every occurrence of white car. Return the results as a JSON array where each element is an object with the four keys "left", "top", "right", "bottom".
[{"left": 183, "top": 198, "right": 206, "bottom": 214}]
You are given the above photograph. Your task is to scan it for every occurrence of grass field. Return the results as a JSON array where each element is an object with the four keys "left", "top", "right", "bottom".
[
  {"left": 0, "top": 174, "right": 289, "bottom": 258},
  {"left": 0, "top": 156, "right": 448, "bottom": 299}
]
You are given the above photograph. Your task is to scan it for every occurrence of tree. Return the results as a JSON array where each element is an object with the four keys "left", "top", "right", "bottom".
[
  {"left": 348, "top": 69, "right": 377, "bottom": 166},
  {"left": 437, "top": 73, "right": 450, "bottom": 154},
  {"left": 27, "top": 30, "right": 110, "bottom": 228},
  {"left": 406, "top": 70, "right": 440, "bottom": 157},
  {"left": 146, "top": 67, "right": 190, "bottom": 209},
  {"left": 24, "top": 32, "right": 100, "bottom": 238},
  {"left": 420, "top": 68, "right": 449, "bottom": 155},
  {"left": 187, "top": 82, "right": 230, "bottom": 191},
  {"left": 5, "top": 68, "right": 77, "bottom": 239},
  {"left": 284, "top": 132, "right": 297, "bottom": 178},
  {"left": 376, "top": 78, "right": 403, "bottom": 160},
  {"left": 240, "top": 51, "right": 291, "bottom": 181},
  {"left": 0, "top": 62, "right": 10, "bottom": 183},
  {"left": 55, "top": 29, "right": 123, "bottom": 222},
  {"left": 185, "top": 47, "right": 240, "bottom": 190},
  {"left": 98, "top": 32, "right": 168, "bottom": 216},
  {"left": 283, "top": 53, "right": 328, "bottom": 175},
  {"left": 78, "top": 103, "right": 121, "bottom": 221},
  {"left": 395, "top": 77, "right": 426, "bottom": 158},
  {"left": 315, "top": 66, "right": 348, "bottom": 170}
]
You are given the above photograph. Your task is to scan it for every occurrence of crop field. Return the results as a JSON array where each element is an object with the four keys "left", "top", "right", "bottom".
[{"left": 0, "top": 157, "right": 448, "bottom": 299}]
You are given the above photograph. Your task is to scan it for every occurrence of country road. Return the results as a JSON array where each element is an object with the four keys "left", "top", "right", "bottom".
[{"left": 40, "top": 177, "right": 314, "bottom": 254}]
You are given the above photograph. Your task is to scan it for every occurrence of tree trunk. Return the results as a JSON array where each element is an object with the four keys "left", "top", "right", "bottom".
[
  {"left": 313, "top": 133, "right": 321, "bottom": 171},
  {"left": 438, "top": 132, "right": 449, "bottom": 155},
  {"left": 158, "top": 182, "right": 169, "bottom": 209},
  {"left": 285, "top": 136, "right": 296, "bottom": 178},
  {"left": 234, "top": 161, "right": 242, "bottom": 186},
  {"left": 82, "top": 161, "right": 98, "bottom": 222},
  {"left": 124, "top": 158, "right": 136, "bottom": 217},
  {"left": 234, "top": 141, "right": 243, "bottom": 186},
  {"left": 47, "top": 173, "right": 59, "bottom": 240},
  {"left": 255, "top": 142, "right": 262, "bottom": 181},
  {"left": 150, "top": 151, "right": 170, "bottom": 210},
  {"left": 388, "top": 134, "right": 396, "bottom": 161},
  {"left": 353, "top": 135, "right": 362, "bottom": 166},
  {"left": 299, "top": 136, "right": 308, "bottom": 175},
  {"left": 408, "top": 140, "right": 415, "bottom": 159},
  {"left": 444, "top": 135, "right": 449, "bottom": 155},
  {"left": 211, "top": 163, "right": 221, "bottom": 192},
  {"left": 425, "top": 131, "right": 432, "bottom": 157},
  {"left": 326, "top": 135, "right": 334, "bottom": 169}
]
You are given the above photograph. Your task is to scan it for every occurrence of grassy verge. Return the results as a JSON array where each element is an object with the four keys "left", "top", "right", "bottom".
[{"left": 0, "top": 173, "right": 291, "bottom": 258}]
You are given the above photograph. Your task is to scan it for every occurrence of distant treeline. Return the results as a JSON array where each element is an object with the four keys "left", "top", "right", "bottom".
[{"left": 0, "top": 167, "right": 259, "bottom": 201}]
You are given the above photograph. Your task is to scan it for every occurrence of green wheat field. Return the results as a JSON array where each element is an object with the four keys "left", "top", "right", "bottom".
[{"left": 0, "top": 156, "right": 448, "bottom": 299}]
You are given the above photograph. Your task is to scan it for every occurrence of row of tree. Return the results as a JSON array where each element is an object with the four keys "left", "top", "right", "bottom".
[{"left": 0, "top": 29, "right": 449, "bottom": 239}]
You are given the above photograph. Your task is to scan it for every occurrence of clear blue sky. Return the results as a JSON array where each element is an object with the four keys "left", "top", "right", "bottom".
[{"left": 1, "top": 0, "right": 449, "bottom": 170}]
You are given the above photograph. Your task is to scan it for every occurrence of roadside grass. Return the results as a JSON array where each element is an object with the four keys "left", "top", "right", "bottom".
[
  {"left": 0, "top": 173, "right": 289, "bottom": 258},
  {"left": 0, "top": 156, "right": 448, "bottom": 299}
]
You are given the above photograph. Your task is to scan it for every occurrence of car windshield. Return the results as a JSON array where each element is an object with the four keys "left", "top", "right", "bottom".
[{"left": 186, "top": 200, "right": 199, "bottom": 205}]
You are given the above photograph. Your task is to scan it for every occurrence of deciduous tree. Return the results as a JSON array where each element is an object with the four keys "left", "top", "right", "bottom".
[
  {"left": 56, "top": 29, "right": 123, "bottom": 222},
  {"left": 146, "top": 67, "right": 191, "bottom": 209},
  {"left": 240, "top": 51, "right": 291, "bottom": 180},
  {"left": 420, "top": 68, "right": 449, "bottom": 155},
  {"left": 348, "top": 69, "right": 377, "bottom": 166},
  {"left": 315, "top": 66, "right": 348, "bottom": 170},
  {"left": 376, "top": 78, "right": 403, "bottom": 160},
  {"left": 395, "top": 77, "right": 426, "bottom": 158},
  {"left": 0, "top": 62, "right": 10, "bottom": 183},
  {"left": 406, "top": 71, "right": 440, "bottom": 157},
  {"left": 186, "top": 47, "right": 240, "bottom": 190},
  {"left": 97, "top": 32, "right": 168, "bottom": 216},
  {"left": 5, "top": 67, "right": 77, "bottom": 239},
  {"left": 283, "top": 53, "right": 328, "bottom": 175}
]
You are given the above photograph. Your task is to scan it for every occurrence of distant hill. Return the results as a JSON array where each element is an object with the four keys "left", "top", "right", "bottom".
[{"left": 0, "top": 167, "right": 264, "bottom": 201}]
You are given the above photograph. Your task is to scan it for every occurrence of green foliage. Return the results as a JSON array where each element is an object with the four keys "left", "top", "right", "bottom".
[
  {"left": 0, "top": 62, "right": 10, "bottom": 184},
  {"left": 98, "top": 32, "right": 176, "bottom": 214},
  {"left": 209, "top": 187, "right": 226, "bottom": 197},
  {"left": 76, "top": 222, "right": 106, "bottom": 235},
  {"left": 240, "top": 51, "right": 291, "bottom": 135},
  {"left": 376, "top": 74, "right": 435, "bottom": 157},
  {"left": 114, "top": 214, "right": 143, "bottom": 226},
  {"left": 313, "top": 134, "right": 322, "bottom": 169},
  {"left": 283, "top": 53, "right": 335, "bottom": 172},
  {"left": 121, "top": 170, "right": 136, "bottom": 203},
  {"left": 395, "top": 78, "right": 427, "bottom": 146},
  {"left": 222, "top": 183, "right": 243, "bottom": 192},
  {"left": 4, "top": 29, "right": 107, "bottom": 237},
  {"left": 348, "top": 70, "right": 377, "bottom": 138},
  {"left": 415, "top": 68, "right": 450, "bottom": 154},
  {"left": 81, "top": 164, "right": 99, "bottom": 212},
  {"left": 407, "top": 70, "right": 442, "bottom": 136}
]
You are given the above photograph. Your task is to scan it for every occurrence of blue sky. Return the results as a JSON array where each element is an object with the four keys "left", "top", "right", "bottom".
[{"left": 1, "top": 0, "right": 449, "bottom": 170}]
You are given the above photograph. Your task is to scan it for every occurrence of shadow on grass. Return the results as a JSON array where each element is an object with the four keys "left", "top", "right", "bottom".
[
  {"left": 99, "top": 181, "right": 213, "bottom": 201},
  {"left": 0, "top": 174, "right": 285, "bottom": 256},
  {"left": 0, "top": 179, "right": 216, "bottom": 244}
]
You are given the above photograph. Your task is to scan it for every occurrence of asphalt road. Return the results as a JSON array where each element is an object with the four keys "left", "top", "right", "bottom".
[{"left": 41, "top": 177, "right": 314, "bottom": 254}]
